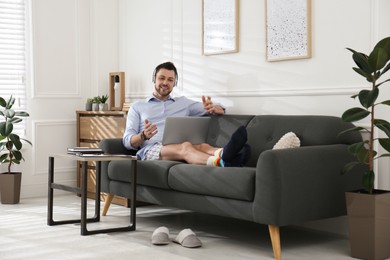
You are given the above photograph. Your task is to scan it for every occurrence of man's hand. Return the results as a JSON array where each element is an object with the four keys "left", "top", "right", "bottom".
[
  {"left": 202, "top": 96, "right": 224, "bottom": 115},
  {"left": 142, "top": 119, "right": 158, "bottom": 140}
]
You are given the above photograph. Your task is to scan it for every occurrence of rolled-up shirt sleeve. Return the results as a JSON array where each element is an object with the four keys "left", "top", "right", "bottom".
[{"left": 123, "top": 105, "right": 140, "bottom": 150}]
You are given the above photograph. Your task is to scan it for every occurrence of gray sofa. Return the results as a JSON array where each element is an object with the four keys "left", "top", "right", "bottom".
[{"left": 99, "top": 114, "right": 363, "bottom": 259}]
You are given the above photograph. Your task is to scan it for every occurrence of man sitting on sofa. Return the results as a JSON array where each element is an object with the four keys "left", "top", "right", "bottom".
[{"left": 123, "top": 61, "right": 250, "bottom": 167}]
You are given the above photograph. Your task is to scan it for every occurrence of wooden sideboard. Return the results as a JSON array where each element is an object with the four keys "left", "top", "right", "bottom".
[{"left": 76, "top": 110, "right": 128, "bottom": 206}]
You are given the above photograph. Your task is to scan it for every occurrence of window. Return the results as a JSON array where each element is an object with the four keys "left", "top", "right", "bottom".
[{"left": 0, "top": 0, "right": 27, "bottom": 136}]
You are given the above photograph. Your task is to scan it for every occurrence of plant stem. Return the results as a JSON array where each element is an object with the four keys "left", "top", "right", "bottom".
[{"left": 369, "top": 81, "right": 375, "bottom": 194}]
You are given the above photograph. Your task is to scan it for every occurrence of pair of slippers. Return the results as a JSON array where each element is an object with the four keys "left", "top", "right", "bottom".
[{"left": 152, "top": 226, "right": 202, "bottom": 248}]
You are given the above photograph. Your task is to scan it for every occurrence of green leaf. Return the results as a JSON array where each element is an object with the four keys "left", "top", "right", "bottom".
[
  {"left": 342, "top": 107, "right": 370, "bottom": 122},
  {"left": 374, "top": 119, "right": 390, "bottom": 138},
  {"left": 362, "top": 170, "right": 375, "bottom": 193},
  {"left": 350, "top": 143, "right": 375, "bottom": 164},
  {"left": 21, "top": 138, "right": 32, "bottom": 146},
  {"left": 352, "top": 67, "right": 374, "bottom": 82},
  {"left": 347, "top": 142, "right": 375, "bottom": 164},
  {"left": 4, "top": 109, "right": 15, "bottom": 119},
  {"left": 6, "top": 96, "right": 15, "bottom": 109},
  {"left": 347, "top": 48, "right": 373, "bottom": 73},
  {"left": 381, "top": 99, "right": 390, "bottom": 106},
  {"left": 6, "top": 140, "right": 13, "bottom": 150},
  {"left": 350, "top": 93, "right": 359, "bottom": 99},
  {"left": 338, "top": 126, "right": 368, "bottom": 137},
  {"left": 0, "top": 153, "right": 8, "bottom": 163},
  {"left": 373, "top": 37, "right": 390, "bottom": 57},
  {"left": 348, "top": 141, "right": 367, "bottom": 155},
  {"left": 11, "top": 150, "right": 22, "bottom": 161},
  {"left": 379, "top": 62, "right": 390, "bottom": 76},
  {"left": 11, "top": 159, "right": 20, "bottom": 165},
  {"left": 378, "top": 138, "right": 390, "bottom": 153},
  {"left": 341, "top": 161, "right": 360, "bottom": 174},
  {"left": 0, "top": 121, "right": 13, "bottom": 136},
  {"left": 0, "top": 97, "right": 6, "bottom": 107},
  {"left": 9, "top": 118, "right": 22, "bottom": 124},
  {"left": 369, "top": 46, "right": 390, "bottom": 71},
  {"left": 377, "top": 78, "right": 390, "bottom": 88},
  {"left": 374, "top": 37, "right": 390, "bottom": 49},
  {"left": 9, "top": 134, "right": 22, "bottom": 150},
  {"left": 358, "top": 88, "right": 378, "bottom": 109},
  {"left": 14, "top": 111, "right": 29, "bottom": 117}
]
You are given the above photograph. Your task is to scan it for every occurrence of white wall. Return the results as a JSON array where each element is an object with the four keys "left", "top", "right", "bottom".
[
  {"left": 119, "top": 0, "right": 390, "bottom": 189},
  {"left": 21, "top": 0, "right": 390, "bottom": 198},
  {"left": 20, "top": 0, "right": 119, "bottom": 198}
]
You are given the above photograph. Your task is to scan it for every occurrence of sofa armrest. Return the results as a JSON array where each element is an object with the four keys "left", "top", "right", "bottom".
[
  {"left": 99, "top": 138, "right": 137, "bottom": 193},
  {"left": 252, "top": 144, "right": 364, "bottom": 226},
  {"left": 99, "top": 138, "right": 137, "bottom": 155}
]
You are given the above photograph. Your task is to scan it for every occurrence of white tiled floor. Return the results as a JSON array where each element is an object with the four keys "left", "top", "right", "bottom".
[{"left": 0, "top": 195, "right": 361, "bottom": 259}]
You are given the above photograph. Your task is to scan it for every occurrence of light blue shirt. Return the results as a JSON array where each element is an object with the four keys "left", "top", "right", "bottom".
[{"left": 123, "top": 95, "right": 211, "bottom": 160}]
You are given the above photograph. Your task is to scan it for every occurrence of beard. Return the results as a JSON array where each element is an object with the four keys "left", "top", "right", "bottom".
[{"left": 154, "top": 84, "right": 172, "bottom": 98}]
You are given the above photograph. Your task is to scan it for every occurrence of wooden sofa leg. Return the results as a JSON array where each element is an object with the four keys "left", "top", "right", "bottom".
[
  {"left": 102, "top": 193, "right": 114, "bottom": 216},
  {"left": 268, "top": 225, "right": 281, "bottom": 260}
]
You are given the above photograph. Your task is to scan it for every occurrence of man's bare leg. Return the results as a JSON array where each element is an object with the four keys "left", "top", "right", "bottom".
[
  {"left": 160, "top": 126, "right": 249, "bottom": 166},
  {"left": 160, "top": 142, "right": 212, "bottom": 164},
  {"left": 193, "top": 143, "right": 219, "bottom": 155}
]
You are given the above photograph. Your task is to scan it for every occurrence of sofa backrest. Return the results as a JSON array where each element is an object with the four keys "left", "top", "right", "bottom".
[
  {"left": 206, "top": 114, "right": 255, "bottom": 148},
  {"left": 206, "top": 115, "right": 362, "bottom": 168}
]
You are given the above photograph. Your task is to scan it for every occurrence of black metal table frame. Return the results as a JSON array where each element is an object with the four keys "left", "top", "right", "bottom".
[{"left": 47, "top": 155, "right": 137, "bottom": 235}]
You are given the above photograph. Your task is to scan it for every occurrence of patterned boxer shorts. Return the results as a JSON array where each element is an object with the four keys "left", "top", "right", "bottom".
[{"left": 145, "top": 142, "right": 163, "bottom": 160}]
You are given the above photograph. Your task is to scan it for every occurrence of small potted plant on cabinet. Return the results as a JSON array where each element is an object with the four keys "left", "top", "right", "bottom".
[
  {"left": 92, "top": 96, "right": 100, "bottom": 111},
  {"left": 340, "top": 36, "right": 390, "bottom": 260},
  {"left": 85, "top": 98, "right": 93, "bottom": 111},
  {"left": 0, "top": 95, "right": 32, "bottom": 204},
  {"left": 98, "top": 94, "right": 109, "bottom": 111}
]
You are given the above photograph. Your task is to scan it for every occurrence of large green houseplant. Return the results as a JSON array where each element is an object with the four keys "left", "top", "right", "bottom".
[
  {"left": 341, "top": 36, "right": 390, "bottom": 193},
  {"left": 0, "top": 95, "right": 32, "bottom": 204},
  {"left": 341, "top": 37, "right": 390, "bottom": 260}
]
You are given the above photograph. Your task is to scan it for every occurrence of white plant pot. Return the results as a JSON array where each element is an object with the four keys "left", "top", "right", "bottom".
[{"left": 99, "top": 103, "right": 108, "bottom": 111}]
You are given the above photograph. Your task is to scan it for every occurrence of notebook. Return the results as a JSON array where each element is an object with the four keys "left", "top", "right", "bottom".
[{"left": 162, "top": 117, "right": 211, "bottom": 145}]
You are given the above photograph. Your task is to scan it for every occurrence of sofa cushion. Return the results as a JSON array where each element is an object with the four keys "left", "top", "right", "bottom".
[
  {"left": 108, "top": 160, "right": 181, "bottom": 189},
  {"left": 168, "top": 164, "right": 256, "bottom": 201},
  {"left": 273, "top": 132, "right": 300, "bottom": 150}
]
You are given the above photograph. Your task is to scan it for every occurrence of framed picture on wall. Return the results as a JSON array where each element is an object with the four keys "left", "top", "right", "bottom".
[
  {"left": 202, "top": 0, "right": 239, "bottom": 55},
  {"left": 266, "top": 0, "right": 312, "bottom": 61}
]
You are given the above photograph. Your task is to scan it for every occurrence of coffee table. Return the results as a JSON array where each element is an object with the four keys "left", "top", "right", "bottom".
[{"left": 47, "top": 153, "right": 137, "bottom": 235}]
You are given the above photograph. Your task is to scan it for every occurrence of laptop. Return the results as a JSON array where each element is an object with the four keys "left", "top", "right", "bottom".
[{"left": 162, "top": 117, "right": 211, "bottom": 145}]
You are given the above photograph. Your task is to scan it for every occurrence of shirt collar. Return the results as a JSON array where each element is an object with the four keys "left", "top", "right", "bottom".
[{"left": 145, "top": 94, "right": 176, "bottom": 102}]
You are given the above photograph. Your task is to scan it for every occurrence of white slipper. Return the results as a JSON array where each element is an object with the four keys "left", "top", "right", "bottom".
[
  {"left": 152, "top": 226, "right": 170, "bottom": 245},
  {"left": 173, "top": 228, "right": 202, "bottom": 248}
]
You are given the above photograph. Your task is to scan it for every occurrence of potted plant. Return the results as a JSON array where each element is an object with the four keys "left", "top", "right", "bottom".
[
  {"left": 92, "top": 96, "right": 100, "bottom": 111},
  {"left": 98, "top": 94, "right": 109, "bottom": 111},
  {"left": 85, "top": 98, "right": 93, "bottom": 111},
  {"left": 0, "top": 95, "right": 32, "bottom": 204},
  {"left": 340, "top": 36, "right": 390, "bottom": 260}
]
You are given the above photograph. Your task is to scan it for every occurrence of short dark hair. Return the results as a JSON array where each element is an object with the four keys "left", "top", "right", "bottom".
[{"left": 152, "top": 61, "right": 178, "bottom": 86}]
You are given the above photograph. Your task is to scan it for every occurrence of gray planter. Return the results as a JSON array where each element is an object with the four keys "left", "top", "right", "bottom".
[
  {"left": 0, "top": 172, "right": 22, "bottom": 204},
  {"left": 346, "top": 190, "right": 390, "bottom": 260},
  {"left": 92, "top": 103, "right": 99, "bottom": 111},
  {"left": 85, "top": 103, "right": 92, "bottom": 111}
]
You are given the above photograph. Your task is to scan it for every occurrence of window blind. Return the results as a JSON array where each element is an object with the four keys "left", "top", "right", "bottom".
[{"left": 0, "top": 0, "right": 27, "bottom": 137}]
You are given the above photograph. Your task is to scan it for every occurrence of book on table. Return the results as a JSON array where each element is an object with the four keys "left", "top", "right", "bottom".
[
  {"left": 76, "top": 153, "right": 136, "bottom": 158},
  {"left": 67, "top": 147, "right": 103, "bottom": 155},
  {"left": 67, "top": 147, "right": 136, "bottom": 159}
]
